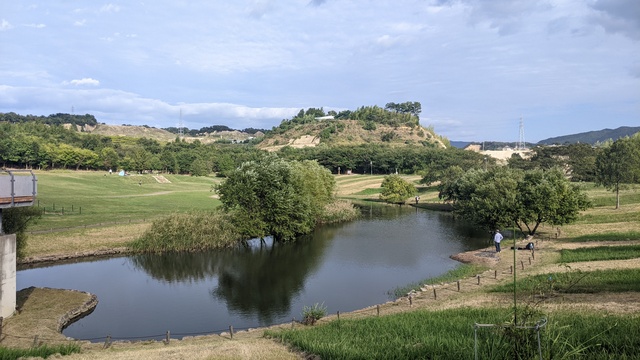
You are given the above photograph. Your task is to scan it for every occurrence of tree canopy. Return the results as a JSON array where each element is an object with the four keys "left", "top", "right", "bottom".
[
  {"left": 595, "top": 135, "right": 640, "bottom": 209},
  {"left": 215, "top": 155, "right": 336, "bottom": 242},
  {"left": 440, "top": 167, "right": 590, "bottom": 236}
]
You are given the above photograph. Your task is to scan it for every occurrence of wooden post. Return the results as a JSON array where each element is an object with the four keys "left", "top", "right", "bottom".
[
  {"left": 409, "top": 295, "right": 413, "bottom": 307},
  {"left": 510, "top": 265, "right": 513, "bottom": 274},
  {"left": 0, "top": 317, "right": 3, "bottom": 339},
  {"left": 33, "top": 335, "right": 39, "bottom": 347},
  {"left": 529, "top": 257, "right": 532, "bottom": 265},
  {"left": 229, "top": 325, "right": 234, "bottom": 339},
  {"left": 457, "top": 280, "right": 460, "bottom": 292},
  {"left": 337, "top": 311, "right": 340, "bottom": 320},
  {"left": 494, "top": 270, "right": 497, "bottom": 279},
  {"left": 376, "top": 305, "right": 380, "bottom": 316},
  {"left": 165, "top": 331, "right": 170, "bottom": 344},
  {"left": 521, "top": 260, "right": 525, "bottom": 270},
  {"left": 477, "top": 275, "right": 481, "bottom": 285},
  {"left": 433, "top": 288, "right": 437, "bottom": 300},
  {"left": 103, "top": 335, "right": 111, "bottom": 349},
  {"left": 532, "top": 250, "right": 535, "bottom": 259}
]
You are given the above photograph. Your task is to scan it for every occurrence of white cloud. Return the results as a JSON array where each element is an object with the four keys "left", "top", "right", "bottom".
[
  {"left": 1, "top": 19, "right": 13, "bottom": 31},
  {"left": 65, "top": 78, "right": 101, "bottom": 86},
  {"left": 25, "top": 23, "right": 46, "bottom": 28},
  {"left": 74, "top": 19, "right": 86, "bottom": 26},
  {"left": 100, "top": 4, "right": 121, "bottom": 13}
]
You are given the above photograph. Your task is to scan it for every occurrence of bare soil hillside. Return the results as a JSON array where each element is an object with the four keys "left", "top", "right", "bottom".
[{"left": 258, "top": 120, "right": 446, "bottom": 151}]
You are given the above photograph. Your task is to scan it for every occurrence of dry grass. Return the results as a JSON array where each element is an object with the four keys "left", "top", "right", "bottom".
[
  {"left": 1, "top": 288, "right": 92, "bottom": 347},
  {"left": 22, "top": 223, "right": 150, "bottom": 260}
]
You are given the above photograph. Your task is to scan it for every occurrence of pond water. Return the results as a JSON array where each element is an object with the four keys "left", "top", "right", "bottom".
[{"left": 17, "top": 204, "right": 489, "bottom": 341}]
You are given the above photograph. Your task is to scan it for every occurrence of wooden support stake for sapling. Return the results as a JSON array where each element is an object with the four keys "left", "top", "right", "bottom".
[
  {"left": 376, "top": 305, "right": 380, "bottom": 316},
  {"left": 529, "top": 257, "right": 532, "bottom": 265},
  {"left": 433, "top": 288, "right": 437, "bottom": 300},
  {"left": 510, "top": 265, "right": 513, "bottom": 274},
  {"left": 409, "top": 295, "right": 413, "bottom": 307},
  {"left": 229, "top": 325, "right": 234, "bottom": 339},
  {"left": 494, "top": 270, "right": 497, "bottom": 279},
  {"left": 457, "top": 280, "right": 460, "bottom": 291},
  {"left": 521, "top": 260, "right": 525, "bottom": 270},
  {"left": 477, "top": 275, "right": 481, "bottom": 285},
  {"left": 165, "top": 331, "right": 170, "bottom": 344}
]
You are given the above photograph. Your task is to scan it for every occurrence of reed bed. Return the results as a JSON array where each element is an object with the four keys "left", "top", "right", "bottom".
[
  {"left": 318, "top": 200, "right": 360, "bottom": 224},
  {"left": 0, "top": 344, "right": 81, "bottom": 359},
  {"left": 129, "top": 211, "right": 243, "bottom": 252},
  {"left": 267, "top": 308, "right": 640, "bottom": 360}
]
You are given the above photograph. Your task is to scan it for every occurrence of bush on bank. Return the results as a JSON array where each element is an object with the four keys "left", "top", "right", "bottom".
[{"left": 130, "top": 211, "right": 243, "bottom": 252}]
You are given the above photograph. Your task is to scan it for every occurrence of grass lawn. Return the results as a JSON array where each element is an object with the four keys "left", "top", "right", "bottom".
[{"left": 31, "top": 170, "right": 222, "bottom": 231}]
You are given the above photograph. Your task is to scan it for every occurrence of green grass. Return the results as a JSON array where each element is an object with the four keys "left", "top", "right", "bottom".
[
  {"left": 491, "top": 268, "right": 640, "bottom": 294},
  {"left": 353, "top": 188, "right": 381, "bottom": 195},
  {"left": 31, "top": 170, "right": 221, "bottom": 231},
  {"left": 0, "top": 344, "right": 81, "bottom": 359},
  {"left": 568, "top": 231, "right": 640, "bottom": 242},
  {"left": 393, "top": 263, "right": 487, "bottom": 297},
  {"left": 130, "top": 211, "right": 242, "bottom": 252},
  {"left": 576, "top": 211, "right": 640, "bottom": 224},
  {"left": 267, "top": 308, "right": 640, "bottom": 360},
  {"left": 560, "top": 245, "right": 640, "bottom": 262}
]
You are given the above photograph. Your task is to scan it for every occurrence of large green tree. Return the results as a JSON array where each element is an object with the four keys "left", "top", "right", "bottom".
[
  {"left": 595, "top": 136, "right": 640, "bottom": 209},
  {"left": 216, "top": 155, "right": 335, "bottom": 242},
  {"left": 515, "top": 168, "right": 591, "bottom": 235},
  {"left": 441, "top": 167, "right": 590, "bottom": 236}
]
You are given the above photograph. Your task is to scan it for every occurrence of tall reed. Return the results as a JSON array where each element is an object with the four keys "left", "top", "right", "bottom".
[{"left": 130, "top": 211, "right": 243, "bottom": 252}]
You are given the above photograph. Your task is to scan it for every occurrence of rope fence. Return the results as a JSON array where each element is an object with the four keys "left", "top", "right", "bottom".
[{"left": 0, "top": 323, "right": 258, "bottom": 347}]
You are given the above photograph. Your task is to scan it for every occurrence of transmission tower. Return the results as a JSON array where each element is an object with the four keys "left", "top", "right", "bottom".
[{"left": 518, "top": 117, "right": 525, "bottom": 150}]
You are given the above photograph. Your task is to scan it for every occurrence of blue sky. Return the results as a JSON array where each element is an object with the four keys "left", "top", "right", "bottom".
[{"left": 1, "top": 0, "right": 638, "bottom": 142}]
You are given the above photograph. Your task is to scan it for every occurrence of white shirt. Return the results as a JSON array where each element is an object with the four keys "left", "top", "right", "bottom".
[{"left": 494, "top": 232, "right": 503, "bottom": 243}]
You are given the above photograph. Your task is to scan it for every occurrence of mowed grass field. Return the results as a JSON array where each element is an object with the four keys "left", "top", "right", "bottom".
[{"left": 31, "top": 170, "right": 222, "bottom": 231}]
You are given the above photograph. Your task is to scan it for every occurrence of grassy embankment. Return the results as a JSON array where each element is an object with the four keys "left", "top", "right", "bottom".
[{"left": 10, "top": 173, "right": 640, "bottom": 359}]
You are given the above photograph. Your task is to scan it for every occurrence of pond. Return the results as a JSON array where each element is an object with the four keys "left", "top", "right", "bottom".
[{"left": 17, "top": 204, "right": 489, "bottom": 341}]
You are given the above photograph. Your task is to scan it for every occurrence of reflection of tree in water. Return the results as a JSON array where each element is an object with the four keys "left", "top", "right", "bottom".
[
  {"left": 129, "top": 229, "right": 335, "bottom": 324},
  {"left": 212, "top": 232, "right": 331, "bottom": 324},
  {"left": 129, "top": 251, "right": 228, "bottom": 283}
]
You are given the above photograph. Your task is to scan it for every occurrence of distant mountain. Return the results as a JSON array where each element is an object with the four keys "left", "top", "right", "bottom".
[
  {"left": 449, "top": 141, "right": 471, "bottom": 149},
  {"left": 538, "top": 126, "right": 640, "bottom": 145}
]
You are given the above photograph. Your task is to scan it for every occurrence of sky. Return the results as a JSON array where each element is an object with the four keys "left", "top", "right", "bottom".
[{"left": 1, "top": 1, "right": 639, "bottom": 143}]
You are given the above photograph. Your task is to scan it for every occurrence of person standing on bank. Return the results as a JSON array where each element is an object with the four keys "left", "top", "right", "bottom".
[{"left": 494, "top": 229, "right": 503, "bottom": 253}]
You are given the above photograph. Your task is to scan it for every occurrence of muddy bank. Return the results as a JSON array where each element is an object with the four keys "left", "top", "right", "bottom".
[{"left": 18, "top": 247, "right": 132, "bottom": 268}]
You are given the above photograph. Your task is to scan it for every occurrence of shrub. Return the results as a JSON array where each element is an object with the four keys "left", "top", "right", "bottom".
[{"left": 302, "top": 303, "right": 327, "bottom": 325}]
